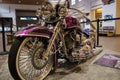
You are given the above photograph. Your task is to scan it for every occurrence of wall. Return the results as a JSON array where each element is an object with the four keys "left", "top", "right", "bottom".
[
  {"left": 116, "top": 0, "right": 120, "bottom": 35},
  {"left": 90, "top": 0, "right": 102, "bottom": 20},
  {"left": 0, "top": 3, "right": 39, "bottom": 27},
  {"left": 72, "top": 0, "right": 102, "bottom": 12},
  {"left": 71, "top": 0, "right": 91, "bottom": 13},
  {"left": 0, "top": 0, "right": 102, "bottom": 26},
  {"left": 102, "top": 1, "right": 116, "bottom": 27},
  {"left": 91, "top": 0, "right": 102, "bottom": 10},
  {"left": 72, "top": 0, "right": 102, "bottom": 29},
  {"left": 71, "top": 0, "right": 102, "bottom": 19}
]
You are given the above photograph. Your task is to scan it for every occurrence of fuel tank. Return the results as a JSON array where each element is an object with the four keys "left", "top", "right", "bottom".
[{"left": 65, "top": 15, "right": 79, "bottom": 28}]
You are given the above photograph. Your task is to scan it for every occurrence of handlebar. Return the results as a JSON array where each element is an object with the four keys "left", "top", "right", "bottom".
[
  {"left": 69, "top": 8, "right": 96, "bottom": 29},
  {"left": 36, "top": 0, "right": 96, "bottom": 30}
]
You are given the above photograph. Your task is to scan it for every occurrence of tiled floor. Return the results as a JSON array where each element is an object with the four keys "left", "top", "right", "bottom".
[
  {"left": 0, "top": 33, "right": 120, "bottom": 80},
  {"left": 0, "top": 33, "right": 11, "bottom": 69},
  {"left": 0, "top": 55, "right": 8, "bottom": 69},
  {"left": 99, "top": 36, "right": 120, "bottom": 52}
]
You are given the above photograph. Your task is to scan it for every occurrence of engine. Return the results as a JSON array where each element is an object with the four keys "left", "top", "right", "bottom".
[{"left": 64, "top": 28, "right": 95, "bottom": 62}]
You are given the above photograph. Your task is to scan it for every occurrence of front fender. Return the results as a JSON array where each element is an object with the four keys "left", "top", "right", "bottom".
[{"left": 14, "top": 25, "right": 53, "bottom": 39}]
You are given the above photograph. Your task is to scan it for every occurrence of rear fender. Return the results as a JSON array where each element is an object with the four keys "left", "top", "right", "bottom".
[{"left": 14, "top": 25, "right": 53, "bottom": 39}]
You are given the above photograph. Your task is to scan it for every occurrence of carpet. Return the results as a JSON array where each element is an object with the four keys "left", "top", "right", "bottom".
[{"left": 94, "top": 54, "right": 120, "bottom": 69}]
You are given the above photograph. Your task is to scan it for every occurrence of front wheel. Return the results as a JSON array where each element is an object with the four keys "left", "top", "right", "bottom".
[{"left": 8, "top": 37, "right": 53, "bottom": 80}]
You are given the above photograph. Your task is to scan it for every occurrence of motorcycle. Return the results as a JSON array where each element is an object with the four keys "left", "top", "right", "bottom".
[{"left": 8, "top": 0, "right": 96, "bottom": 80}]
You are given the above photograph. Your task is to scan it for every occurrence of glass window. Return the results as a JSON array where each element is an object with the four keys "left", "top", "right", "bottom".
[
  {"left": 71, "top": 0, "right": 75, "bottom": 5},
  {"left": 20, "top": 17, "right": 37, "bottom": 21}
]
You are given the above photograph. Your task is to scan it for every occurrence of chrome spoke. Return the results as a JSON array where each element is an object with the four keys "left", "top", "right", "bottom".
[{"left": 16, "top": 37, "right": 53, "bottom": 80}]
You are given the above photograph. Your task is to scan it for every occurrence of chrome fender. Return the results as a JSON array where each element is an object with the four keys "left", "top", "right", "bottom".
[{"left": 14, "top": 25, "right": 53, "bottom": 39}]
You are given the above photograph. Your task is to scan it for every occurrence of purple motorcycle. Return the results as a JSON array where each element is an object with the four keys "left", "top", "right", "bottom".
[{"left": 8, "top": 0, "right": 96, "bottom": 80}]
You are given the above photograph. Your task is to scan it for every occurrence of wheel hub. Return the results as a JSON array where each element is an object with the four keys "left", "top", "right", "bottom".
[{"left": 32, "top": 47, "right": 48, "bottom": 70}]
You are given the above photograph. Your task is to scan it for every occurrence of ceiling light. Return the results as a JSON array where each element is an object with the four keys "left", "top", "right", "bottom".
[
  {"left": 36, "top": 2, "right": 39, "bottom": 4},
  {"left": 18, "top": 1, "right": 21, "bottom": 3}
]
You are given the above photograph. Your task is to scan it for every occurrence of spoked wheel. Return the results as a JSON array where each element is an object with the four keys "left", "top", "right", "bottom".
[{"left": 8, "top": 37, "right": 53, "bottom": 80}]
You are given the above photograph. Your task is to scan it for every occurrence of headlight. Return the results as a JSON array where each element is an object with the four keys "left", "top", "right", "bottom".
[
  {"left": 41, "top": 2, "right": 54, "bottom": 16},
  {"left": 58, "top": 6, "right": 68, "bottom": 17}
]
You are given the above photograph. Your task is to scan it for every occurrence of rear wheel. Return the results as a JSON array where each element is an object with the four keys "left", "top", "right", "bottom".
[{"left": 8, "top": 37, "right": 53, "bottom": 80}]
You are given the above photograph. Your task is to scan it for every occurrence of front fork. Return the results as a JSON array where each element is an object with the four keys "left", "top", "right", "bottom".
[
  {"left": 43, "top": 19, "right": 68, "bottom": 71},
  {"left": 43, "top": 21, "right": 61, "bottom": 60}
]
